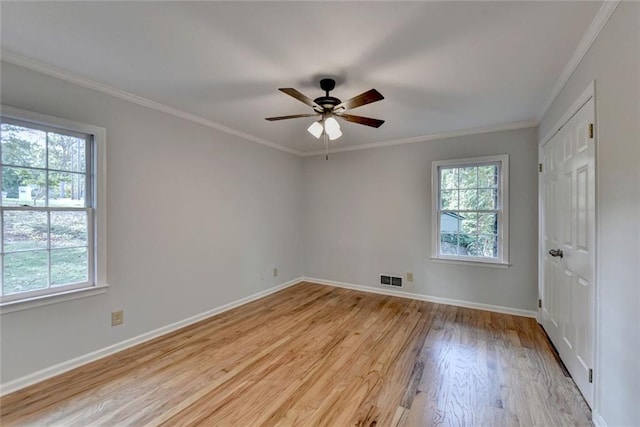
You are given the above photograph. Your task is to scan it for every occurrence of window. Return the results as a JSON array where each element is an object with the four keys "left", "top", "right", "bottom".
[
  {"left": 431, "top": 155, "right": 509, "bottom": 266},
  {"left": 1, "top": 107, "right": 106, "bottom": 306}
]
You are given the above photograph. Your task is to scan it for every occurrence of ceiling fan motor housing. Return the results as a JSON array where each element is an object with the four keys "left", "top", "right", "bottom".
[
  {"left": 314, "top": 96, "right": 341, "bottom": 112},
  {"left": 315, "top": 78, "right": 341, "bottom": 112}
]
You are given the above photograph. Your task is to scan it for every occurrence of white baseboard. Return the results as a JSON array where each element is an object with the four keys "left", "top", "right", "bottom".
[
  {"left": 591, "top": 411, "right": 607, "bottom": 427},
  {"left": 0, "top": 277, "right": 303, "bottom": 396},
  {"left": 303, "top": 277, "right": 538, "bottom": 318}
]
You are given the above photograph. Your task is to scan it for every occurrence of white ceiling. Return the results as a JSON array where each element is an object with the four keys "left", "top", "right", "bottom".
[{"left": 1, "top": 1, "right": 603, "bottom": 154}]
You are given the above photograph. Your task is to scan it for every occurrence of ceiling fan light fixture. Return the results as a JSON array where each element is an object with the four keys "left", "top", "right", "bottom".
[
  {"left": 324, "top": 116, "right": 339, "bottom": 132},
  {"left": 324, "top": 117, "right": 342, "bottom": 140},
  {"left": 307, "top": 121, "right": 323, "bottom": 139},
  {"left": 328, "top": 127, "right": 342, "bottom": 141}
]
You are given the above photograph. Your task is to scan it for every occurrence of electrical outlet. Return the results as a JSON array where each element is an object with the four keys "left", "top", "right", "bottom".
[
  {"left": 407, "top": 272, "right": 414, "bottom": 282},
  {"left": 273, "top": 268, "right": 278, "bottom": 277},
  {"left": 111, "top": 310, "right": 123, "bottom": 326}
]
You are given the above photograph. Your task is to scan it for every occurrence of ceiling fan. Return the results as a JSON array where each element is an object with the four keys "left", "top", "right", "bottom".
[{"left": 265, "top": 78, "right": 385, "bottom": 149}]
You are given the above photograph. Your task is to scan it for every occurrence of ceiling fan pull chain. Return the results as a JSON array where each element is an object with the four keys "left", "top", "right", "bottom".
[{"left": 324, "top": 133, "right": 329, "bottom": 160}]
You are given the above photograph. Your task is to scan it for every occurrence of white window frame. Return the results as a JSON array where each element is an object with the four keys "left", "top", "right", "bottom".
[
  {"left": 431, "top": 154, "right": 510, "bottom": 267},
  {"left": 0, "top": 106, "right": 107, "bottom": 312}
]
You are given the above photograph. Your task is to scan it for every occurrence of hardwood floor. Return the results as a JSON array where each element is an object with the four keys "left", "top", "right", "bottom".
[{"left": 1, "top": 282, "right": 592, "bottom": 426}]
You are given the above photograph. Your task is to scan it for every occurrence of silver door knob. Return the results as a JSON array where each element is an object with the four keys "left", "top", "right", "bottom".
[{"left": 548, "top": 249, "right": 563, "bottom": 258}]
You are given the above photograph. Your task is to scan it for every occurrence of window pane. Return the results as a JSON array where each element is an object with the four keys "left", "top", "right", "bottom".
[
  {"left": 477, "top": 189, "right": 497, "bottom": 210},
  {"left": 458, "top": 189, "right": 478, "bottom": 210},
  {"left": 1, "top": 123, "right": 46, "bottom": 168},
  {"left": 478, "top": 165, "right": 498, "bottom": 188},
  {"left": 51, "top": 247, "right": 88, "bottom": 286},
  {"left": 440, "top": 168, "right": 458, "bottom": 190},
  {"left": 460, "top": 212, "right": 478, "bottom": 234},
  {"left": 464, "top": 235, "right": 481, "bottom": 257},
  {"left": 49, "top": 172, "right": 86, "bottom": 207},
  {"left": 3, "top": 250, "right": 48, "bottom": 295},
  {"left": 440, "top": 190, "right": 458, "bottom": 210},
  {"left": 465, "top": 235, "right": 483, "bottom": 257},
  {"left": 458, "top": 167, "right": 477, "bottom": 189},
  {"left": 478, "top": 213, "right": 498, "bottom": 234},
  {"left": 3, "top": 210, "right": 48, "bottom": 251},
  {"left": 440, "top": 233, "right": 462, "bottom": 255},
  {"left": 51, "top": 211, "right": 87, "bottom": 248},
  {"left": 479, "top": 235, "right": 498, "bottom": 258},
  {"left": 463, "top": 234, "right": 498, "bottom": 258},
  {"left": 1, "top": 167, "right": 47, "bottom": 206},
  {"left": 440, "top": 213, "right": 460, "bottom": 233},
  {"left": 48, "top": 132, "right": 86, "bottom": 173}
]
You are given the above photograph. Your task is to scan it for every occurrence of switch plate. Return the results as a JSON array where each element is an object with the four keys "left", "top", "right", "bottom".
[{"left": 273, "top": 268, "right": 278, "bottom": 277}]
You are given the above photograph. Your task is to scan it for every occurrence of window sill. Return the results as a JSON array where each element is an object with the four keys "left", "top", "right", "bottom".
[
  {"left": 430, "top": 257, "right": 511, "bottom": 269},
  {"left": 0, "top": 284, "right": 109, "bottom": 315}
]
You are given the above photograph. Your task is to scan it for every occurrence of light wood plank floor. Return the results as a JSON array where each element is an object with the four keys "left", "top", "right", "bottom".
[{"left": 1, "top": 282, "right": 591, "bottom": 426}]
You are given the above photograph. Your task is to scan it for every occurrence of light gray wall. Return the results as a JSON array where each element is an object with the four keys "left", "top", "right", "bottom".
[
  {"left": 303, "top": 127, "right": 539, "bottom": 311},
  {"left": 539, "top": 3, "right": 640, "bottom": 425},
  {"left": 0, "top": 61, "right": 304, "bottom": 384}
]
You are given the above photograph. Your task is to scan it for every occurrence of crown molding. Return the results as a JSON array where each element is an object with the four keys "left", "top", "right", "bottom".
[
  {"left": 302, "top": 120, "right": 538, "bottom": 157},
  {"left": 536, "top": 0, "right": 621, "bottom": 123},
  {"left": 0, "top": 50, "right": 304, "bottom": 156}
]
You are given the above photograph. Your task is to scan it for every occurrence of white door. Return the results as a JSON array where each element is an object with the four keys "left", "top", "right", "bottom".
[{"left": 541, "top": 97, "right": 596, "bottom": 407}]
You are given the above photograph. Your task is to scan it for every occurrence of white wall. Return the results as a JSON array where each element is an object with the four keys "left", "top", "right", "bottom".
[
  {"left": 539, "top": 3, "right": 640, "bottom": 425},
  {"left": 303, "top": 127, "right": 539, "bottom": 311},
  {"left": 0, "top": 61, "right": 304, "bottom": 384}
]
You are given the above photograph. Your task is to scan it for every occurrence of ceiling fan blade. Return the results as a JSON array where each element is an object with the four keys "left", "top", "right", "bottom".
[
  {"left": 333, "top": 89, "right": 384, "bottom": 112},
  {"left": 265, "top": 113, "right": 320, "bottom": 121},
  {"left": 335, "top": 113, "right": 385, "bottom": 128},
  {"left": 279, "top": 88, "right": 321, "bottom": 109}
]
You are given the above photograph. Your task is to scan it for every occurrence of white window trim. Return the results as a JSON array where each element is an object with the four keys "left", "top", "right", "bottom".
[
  {"left": 431, "top": 154, "right": 510, "bottom": 267},
  {"left": 0, "top": 105, "right": 107, "bottom": 313}
]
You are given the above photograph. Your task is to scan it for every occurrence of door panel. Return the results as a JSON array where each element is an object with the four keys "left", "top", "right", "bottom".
[
  {"left": 541, "top": 97, "right": 595, "bottom": 407},
  {"left": 563, "top": 170, "right": 573, "bottom": 247},
  {"left": 542, "top": 123, "right": 563, "bottom": 336},
  {"left": 576, "top": 166, "right": 589, "bottom": 251}
]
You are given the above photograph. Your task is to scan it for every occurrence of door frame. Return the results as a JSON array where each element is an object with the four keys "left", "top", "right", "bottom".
[{"left": 538, "top": 81, "right": 598, "bottom": 407}]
